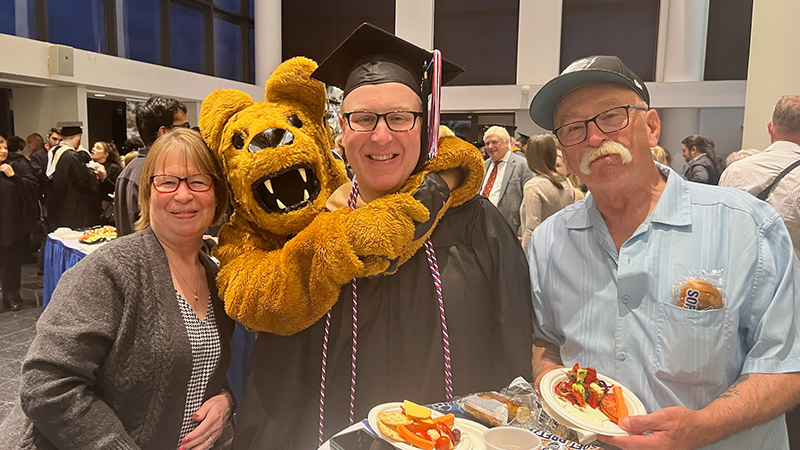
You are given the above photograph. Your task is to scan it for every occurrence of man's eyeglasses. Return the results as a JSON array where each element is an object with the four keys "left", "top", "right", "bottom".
[
  {"left": 343, "top": 111, "right": 423, "bottom": 132},
  {"left": 150, "top": 174, "right": 214, "bottom": 193},
  {"left": 166, "top": 122, "right": 191, "bottom": 130},
  {"left": 553, "top": 105, "right": 648, "bottom": 147}
]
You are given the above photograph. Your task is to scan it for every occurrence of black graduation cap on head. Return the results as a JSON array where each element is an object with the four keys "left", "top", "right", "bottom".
[
  {"left": 57, "top": 121, "right": 83, "bottom": 137},
  {"left": 312, "top": 23, "right": 464, "bottom": 169}
]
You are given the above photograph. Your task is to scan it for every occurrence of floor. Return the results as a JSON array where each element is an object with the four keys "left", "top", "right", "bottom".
[{"left": 0, "top": 263, "right": 42, "bottom": 423}]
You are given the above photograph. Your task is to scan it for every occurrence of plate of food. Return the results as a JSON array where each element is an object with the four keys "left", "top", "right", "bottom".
[
  {"left": 368, "top": 400, "right": 488, "bottom": 450},
  {"left": 539, "top": 364, "right": 647, "bottom": 442},
  {"left": 78, "top": 225, "right": 117, "bottom": 245}
]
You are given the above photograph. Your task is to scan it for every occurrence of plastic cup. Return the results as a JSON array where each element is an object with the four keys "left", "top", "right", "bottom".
[{"left": 482, "top": 426, "right": 542, "bottom": 450}]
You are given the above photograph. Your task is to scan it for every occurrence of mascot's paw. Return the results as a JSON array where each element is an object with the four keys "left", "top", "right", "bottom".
[
  {"left": 403, "top": 136, "right": 485, "bottom": 207},
  {"left": 339, "top": 193, "right": 430, "bottom": 277}
]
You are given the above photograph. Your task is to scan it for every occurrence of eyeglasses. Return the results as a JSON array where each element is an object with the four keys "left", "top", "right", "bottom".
[
  {"left": 553, "top": 105, "right": 648, "bottom": 147},
  {"left": 343, "top": 111, "right": 423, "bottom": 132},
  {"left": 166, "top": 122, "right": 191, "bottom": 130},
  {"left": 150, "top": 174, "right": 214, "bottom": 193}
]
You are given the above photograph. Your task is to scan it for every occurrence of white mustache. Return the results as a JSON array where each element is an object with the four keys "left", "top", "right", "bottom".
[{"left": 579, "top": 141, "right": 633, "bottom": 174}]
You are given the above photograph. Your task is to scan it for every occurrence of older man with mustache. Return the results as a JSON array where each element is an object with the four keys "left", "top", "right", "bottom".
[{"left": 527, "top": 55, "right": 800, "bottom": 450}]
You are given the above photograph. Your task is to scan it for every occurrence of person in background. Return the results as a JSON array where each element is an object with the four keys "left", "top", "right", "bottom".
[
  {"left": 90, "top": 141, "right": 123, "bottom": 225},
  {"left": 519, "top": 133, "right": 575, "bottom": 251},
  {"left": 681, "top": 134, "right": 722, "bottom": 185},
  {"left": 651, "top": 144, "right": 672, "bottom": 166},
  {"left": 45, "top": 128, "right": 62, "bottom": 151},
  {"left": 26, "top": 133, "right": 47, "bottom": 185},
  {"left": 0, "top": 136, "right": 39, "bottom": 311},
  {"left": 116, "top": 97, "right": 189, "bottom": 236},
  {"left": 0, "top": 128, "right": 235, "bottom": 449},
  {"left": 481, "top": 125, "right": 535, "bottom": 237},
  {"left": 44, "top": 122, "right": 97, "bottom": 232},
  {"left": 555, "top": 149, "right": 585, "bottom": 201},
  {"left": 6, "top": 136, "right": 26, "bottom": 157},
  {"left": 528, "top": 54, "right": 800, "bottom": 450},
  {"left": 725, "top": 148, "right": 761, "bottom": 167}
]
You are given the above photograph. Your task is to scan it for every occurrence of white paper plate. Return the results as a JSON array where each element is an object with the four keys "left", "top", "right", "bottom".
[
  {"left": 367, "top": 402, "right": 489, "bottom": 450},
  {"left": 539, "top": 368, "right": 647, "bottom": 442}
]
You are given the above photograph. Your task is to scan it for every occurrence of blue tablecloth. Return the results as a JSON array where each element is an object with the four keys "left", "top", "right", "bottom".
[{"left": 42, "top": 234, "right": 254, "bottom": 405}]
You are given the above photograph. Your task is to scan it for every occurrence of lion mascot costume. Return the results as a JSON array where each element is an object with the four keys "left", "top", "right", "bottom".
[{"left": 199, "top": 57, "right": 483, "bottom": 335}]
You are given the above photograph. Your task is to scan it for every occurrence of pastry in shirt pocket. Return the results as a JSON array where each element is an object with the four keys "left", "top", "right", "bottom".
[{"left": 678, "top": 279, "right": 723, "bottom": 310}]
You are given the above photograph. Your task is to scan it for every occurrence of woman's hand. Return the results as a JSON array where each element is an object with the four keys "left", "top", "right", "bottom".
[
  {"left": 179, "top": 391, "right": 233, "bottom": 449},
  {"left": 0, "top": 163, "right": 15, "bottom": 177}
]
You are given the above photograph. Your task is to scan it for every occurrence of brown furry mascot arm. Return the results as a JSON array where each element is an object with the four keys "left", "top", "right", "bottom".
[{"left": 215, "top": 194, "right": 429, "bottom": 335}]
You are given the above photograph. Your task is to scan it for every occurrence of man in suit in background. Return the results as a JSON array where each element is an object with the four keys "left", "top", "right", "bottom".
[{"left": 480, "top": 125, "right": 534, "bottom": 237}]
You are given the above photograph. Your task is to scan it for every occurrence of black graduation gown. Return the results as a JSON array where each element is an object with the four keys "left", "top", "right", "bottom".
[
  {"left": 233, "top": 196, "right": 535, "bottom": 450},
  {"left": 0, "top": 153, "right": 40, "bottom": 247},
  {"left": 45, "top": 147, "right": 98, "bottom": 232}
]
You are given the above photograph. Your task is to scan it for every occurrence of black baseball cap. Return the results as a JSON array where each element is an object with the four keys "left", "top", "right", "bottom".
[{"left": 529, "top": 55, "right": 650, "bottom": 130}]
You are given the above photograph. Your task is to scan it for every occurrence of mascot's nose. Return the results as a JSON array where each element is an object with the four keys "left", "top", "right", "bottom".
[{"left": 248, "top": 128, "right": 294, "bottom": 153}]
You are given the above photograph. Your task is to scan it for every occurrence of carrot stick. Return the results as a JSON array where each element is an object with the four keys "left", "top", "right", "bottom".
[{"left": 613, "top": 385, "right": 628, "bottom": 419}]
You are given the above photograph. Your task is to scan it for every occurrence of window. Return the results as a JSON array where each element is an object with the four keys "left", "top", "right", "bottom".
[
  {"left": 704, "top": 0, "right": 752, "bottom": 80},
  {"left": 214, "top": 0, "right": 241, "bottom": 14},
  {"left": 249, "top": 26, "right": 255, "bottom": 83},
  {"left": 123, "top": 0, "right": 161, "bottom": 65},
  {"left": 214, "top": 16, "right": 243, "bottom": 81},
  {"left": 282, "top": 0, "right": 396, "bottom": 64},
  {"left": 0, "top": 0, "right": 36, "bottom": 38},
  {"left": 48, "top": 0, "right": 108, "bottom": 53},
  {"left": 560, "top": 0, "right": 659, "bottom": 82},
  {"left": 434, "top": 0, "right": 519, "bottom": 86},
  {"left": 170, "top": 2, "right": 206, "bottom": 74}
]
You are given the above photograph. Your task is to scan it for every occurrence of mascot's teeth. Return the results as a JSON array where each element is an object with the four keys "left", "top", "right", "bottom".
[
  {"left": 276, "top": 199, "right": 287, "bottom": 210},
  {"left": 265, "top": 179, "right": 274, "bottom": 194},
  {"left": 299, "top": 168, "right": 307, "bottom": 183},
  {"left": 303, "top": 189, "right": 310, "bottom": 201}
]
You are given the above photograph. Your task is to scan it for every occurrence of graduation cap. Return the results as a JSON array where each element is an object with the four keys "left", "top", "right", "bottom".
[
  {"left": 57, "top": 121, "right": 83, "bottom": 137},
  {"left": 516, "top": 132, "right": 530, "bottom": 145},
  {"left": 312, "top": 23, "right": 464, "bottom": 169}
]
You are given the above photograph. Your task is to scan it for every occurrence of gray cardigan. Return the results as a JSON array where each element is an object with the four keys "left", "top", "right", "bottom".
[{"left": 0, "top": 228, "right": 234, "bottom": 450}]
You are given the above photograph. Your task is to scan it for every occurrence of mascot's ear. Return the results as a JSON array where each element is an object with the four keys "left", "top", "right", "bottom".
[
  {"left": 200, "top": 89, "right": 254, "bottom": 151},
  {"left": 265, "top": 57, "right": 327, "bottom": 120}
]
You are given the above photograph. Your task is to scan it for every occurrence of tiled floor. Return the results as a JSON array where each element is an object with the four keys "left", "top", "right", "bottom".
[{"left": 0, "top": 263, "right": 42, "bottom": 423}]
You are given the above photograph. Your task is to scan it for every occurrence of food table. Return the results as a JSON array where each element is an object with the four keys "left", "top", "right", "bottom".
[{"left": 41, "top": 229, "right": 255, "bottom": 405}]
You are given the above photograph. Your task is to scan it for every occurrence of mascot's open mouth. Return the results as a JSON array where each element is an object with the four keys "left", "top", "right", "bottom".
[{"left": 252, "top": 164, "right": 321, "bottom": 214}]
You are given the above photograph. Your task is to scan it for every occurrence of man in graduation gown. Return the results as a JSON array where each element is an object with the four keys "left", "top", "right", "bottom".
[
  {"left": 44, "top": 122, "right": 98, "bottom": 232},
  {"left": 232, "top": 24, "right": 534, "bottom": 450}
]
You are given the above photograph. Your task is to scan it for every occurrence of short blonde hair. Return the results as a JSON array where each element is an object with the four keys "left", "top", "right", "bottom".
[
  {"left": 135, "top": 128, "right": 228, "bottom": 230},
  {"left": 439, "top": 125, "right": 455, "bottom": 139}
]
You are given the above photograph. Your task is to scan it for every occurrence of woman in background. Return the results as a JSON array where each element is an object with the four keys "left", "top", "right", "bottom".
[
  {"left": 90, "top": 141, "right": 123, "bottom": 225},
  {"left": 520, "top": 134, "right": 576, "bottom": 250},
  {"left": 0, "top": 128, "right": 235, "bottom": 449}
]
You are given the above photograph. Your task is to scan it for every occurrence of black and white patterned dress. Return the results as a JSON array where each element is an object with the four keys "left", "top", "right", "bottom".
[{"left": 176, "top": 291, "right": 221, "bottom": 442}]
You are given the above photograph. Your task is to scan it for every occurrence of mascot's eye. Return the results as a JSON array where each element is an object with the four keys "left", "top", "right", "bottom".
[
  {"left": 288, "top": 115, "right": 303, "bottom": 128},
  {"left": 232, "top": 133, "right": 245, "bottom": 149}
]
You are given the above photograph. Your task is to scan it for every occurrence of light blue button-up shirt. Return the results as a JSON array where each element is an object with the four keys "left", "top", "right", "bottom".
[{"left": 529, "top": 166, "right": 800, "bottom": 449}]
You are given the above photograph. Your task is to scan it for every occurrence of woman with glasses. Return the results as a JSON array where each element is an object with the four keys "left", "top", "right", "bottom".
[{"left": 0, "top": 128, "right": 235, "bottom": 450}]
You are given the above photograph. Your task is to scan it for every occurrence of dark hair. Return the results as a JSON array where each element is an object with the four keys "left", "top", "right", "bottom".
[
  {"left": 135, "top": 97, "right": 187, "bottom": 147},
  {"left": 681, "top": 135, "right": 723, "bottom": 173},
  {"left": 122, "top": 137, "right": 144, "bottom": 154},
  {"left": 96, "top": 141, "right": 122, "bottom": 167},
  {"left": 47, "top": 127, "right": 60, "bottom": 138},
  {"left": 525, "top": 134, "right": 564, "bottom": 190},
  {"left": 7, "top": 136, "right": 26, "bottom": 153}
]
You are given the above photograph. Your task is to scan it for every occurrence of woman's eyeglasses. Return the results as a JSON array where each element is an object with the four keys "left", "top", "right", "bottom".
[{"left": 150, "top": 174, "right": 214, "bottom": 193}]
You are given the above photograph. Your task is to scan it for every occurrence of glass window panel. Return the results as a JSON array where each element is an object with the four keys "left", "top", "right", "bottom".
[
  {"left": 123, "top": 0, "right": 161, "bottom": 64},
  {"left": 434, "top": 0, "right": 519, "bottom": 86},
  {"left": 214, "top": 0, "right": 241, "bottom": 14},
  {"left": 704, "top": 0, "right": 752, "bottom": 80},
  {"left": 560, "top": 0, "right": 659, "bottom": 82},
  {"left": 214, "top": 16, "right": 243, "bottom": 81},
  {"left": 249, "top": 0, "right": 254, "bottom": 19},
  {"left": 0, "top": 0, "right": 35, "bottom": 38},
  {"left": 249, "top": 26, "right": 255, "bottom": 83},
  {"left": 282, "top": 0, "right": 395, "bottom": 63},
  {"left": 170, "top": 2, "right": 205, "bottom": 74},
  {"left": 48, "top": 0, "right": 107, "bottom": 53}
]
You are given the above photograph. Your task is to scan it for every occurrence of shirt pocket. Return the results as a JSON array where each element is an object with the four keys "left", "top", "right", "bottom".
[{"left": 653, "top": 301, "right": 732, "bottom": 386}]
